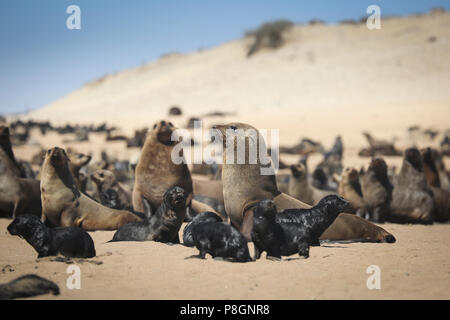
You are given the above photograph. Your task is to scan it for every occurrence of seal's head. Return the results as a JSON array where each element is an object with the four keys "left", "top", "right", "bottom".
[
  {"left": 151, "top": 120, "right": 176, "bottom": 145},
  {"left": 164, "top": 186, "right": 187, "bottom": 210},
  {"left": 369, "top": 158, "right": 388, "bottom": 176},
  {"left": 404, "top": 148, "right": 423, "bottom": 172},
  {"left": 91, "top": 169, "right": 115, "bottom": 188},
  {"left": 100, "top": 189, "right": 120, "bottom": 209},
  {"left": 67, "top": 149, "right": 92, "bottom": 168},
  {"left": 317, "top": 195, "right": 349, "bottom": 216},
  {"left": 46, "top": 147, "right": 70, "bottom": 168},
  {"left": 7, "top": 214, "right": 42, "bottom": 239},
  {"left": 253, "top": 199, "right": 277, "bottom": 221},
  {"left": 342, "top": 167, "right": 359, "bottom": 184}
]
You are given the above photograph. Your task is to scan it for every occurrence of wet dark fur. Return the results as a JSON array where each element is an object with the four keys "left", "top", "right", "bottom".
[
  {"left": 100, "top": 189, "right": 121, "bottom": 209},
  {"left": 7, "top": 214, "right": 96, "bottom": 258},
  {"left": 191, "top": 222, "right": 252, "bottom": 262},
  {"left": 183, "top": 211, "right": 222, "bottom": 247},
  {"left": 360, "top": 158, "right": 393, "bottom": 223},
  {"left": 275, "top": 195, "right": 349, "bottom": 256},
  {"left": 251, "top": 200, "right": 286, "bottom": 259},
  {"left": 0, "top": 274, "right": 60, "bottom": 300},
  {"left": 111, "top": 186, "right": 187, "bottom": 243}
]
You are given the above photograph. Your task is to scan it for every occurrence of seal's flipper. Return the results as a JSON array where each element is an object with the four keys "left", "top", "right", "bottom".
[{"left": 143, "top": 198, "right": 152, "bottom": 220}]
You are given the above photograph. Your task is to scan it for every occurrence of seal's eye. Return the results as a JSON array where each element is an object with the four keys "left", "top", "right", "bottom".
[
  {"left": 229, "top": 125, "right": 237, "bottom": 131},
  {"left": 153, "top": 124, "right": 157, "bottom": 129},
  {"left": 47, "top": 149, "right": 51, "bottom": 155},
  {"left": 99, "top": 173, "right": 104, "bottom": 178},
  {"left": 168, "top": 122, "right": 173, "bottom": 127}
]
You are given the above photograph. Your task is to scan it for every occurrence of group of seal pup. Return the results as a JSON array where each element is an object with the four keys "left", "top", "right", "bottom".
[{"left": 1, "top": 118, "right": 449, "bottom": 299}]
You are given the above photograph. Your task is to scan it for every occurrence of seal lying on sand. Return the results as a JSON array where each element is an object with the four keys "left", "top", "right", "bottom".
[
  {"left": 183, "top": 211, "right": 223, "bottom": 247},
  {"left": 133, "top": 120, "right": 193, "bottom": 213},
  {"left": 190, "top": 222, "right": 252, "bottom": 262},
  {"left": 213, "top": 122, "right": 396, "bottom": 243},
  {"left": 111, "top": 186, "right": 187, "bottom": 243},
  {"left": 0, "top": 148, "right": 41, "bottom": 218},
  {"left": 0, "top": 274, "right": 60, "bottom": 300},
  {"left": 390, "top": 148, "right": 434, "bottom": 224},
  {"left": 360, "top": 158, "right": 393, "bottom": 223},
  {"left": 40, "top": 147, "right": 142, "bottom": 230},
  {"left": 7, "top": 214, "right": 96, "bottom": 258}
]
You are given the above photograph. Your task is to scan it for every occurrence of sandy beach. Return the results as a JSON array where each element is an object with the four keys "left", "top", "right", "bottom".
[{"left": 1, "top": 10, "right": 450, "bottom": 300}]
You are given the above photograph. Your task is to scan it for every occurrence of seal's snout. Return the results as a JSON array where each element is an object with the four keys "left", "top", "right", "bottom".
[
  {"left": 7, "top": 223, "right": 17, "bottom": 235},
  {"left": 382, "top": 234, "right": 396, "bottom": 243}
]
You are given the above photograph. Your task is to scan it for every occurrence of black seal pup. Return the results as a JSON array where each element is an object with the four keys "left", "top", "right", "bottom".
[
  {"left": 183, "top": 211, "right": 222, "bottom": 247},
  {"left": 251, "top": 200, "right": 285, "bottom": 260},
  {"left": 190, "top": 222, "right": 252, "bottom": 262},
  {"left": 276, "top": 195, "right": 350, "bottom": 248},
  {"left": 100, "top": 189, "right": 121, "bottom": 209},
  {"left": 7, "top": 214, "right": 96, "bottom": 258},
  {"left": 0, "top": 274, "right": 60, "bottom": 300},
  {"left": 111, "top": 186, "right": 187, "bottom": 243}
]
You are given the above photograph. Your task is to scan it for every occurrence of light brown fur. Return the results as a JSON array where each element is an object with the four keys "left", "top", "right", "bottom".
[
  {"left": 338, "top": 167, "right": 365, "bottom": 213},
  {"left": 41, "top": 147, "right": 141, "bottom": 230},
  {"left": 132, "top": 120, "right": 193, "bottom": 213}
]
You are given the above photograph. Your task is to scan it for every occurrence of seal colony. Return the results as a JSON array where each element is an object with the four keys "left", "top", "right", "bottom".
[{"left": 3, "top": 115, "right": 450, "bottom": 296}]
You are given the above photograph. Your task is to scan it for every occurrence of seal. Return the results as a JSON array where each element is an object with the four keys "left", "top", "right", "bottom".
[
  {"left": 276, "top": 195, "right": 350, "bottom": 248},
  {"left": 0, "top": 274, "right": 60, "bottom": 300},
  {"left": 190, "top": 221, "right": 252, "bottom": 262},
  {"left": 360, "top": 158, "right": 393, "bottom": 222},
  {"left": 214, "top": 122, "right": 396, "bottom": 243},
  {"left": 100, "top": 189, "right": 121, "bottom": 209},
  {"left": 40, "top": 147, "right": 142, "bottom": 230},
  {"left": 390, "top": 148, "right": 434, "bottom": 224},
  {"left": 7, "top": 214, "right": 96, "bottom": 258},
  {"left": 111, "top": 186, "right": 187, "bottom": 243},
  {"left": 421, "top": 147, "right": 441, "bottom": 188},
  {"left": 0, "top": 148, "right": 41, "bottom": 218},
  {"left": 66, "top": 148, "right": 92, "bottom": 193},
  {"left": 338, "top": 167, "right": 366, "bottom": 215},
  {"left": 91, "top": 169, "right": 132, "bottom": 211},
  {"left": 183, "top": 211, "right": 222, "bottom": 247},
  {"left": 133, "top": 120, "right": 193, "bottom": 213},
  {"left": 287, "top": 163, "right": 334, "bottom": 205},
  {"left": 251, "top": 199, "right": 285, "bottom": 260}
]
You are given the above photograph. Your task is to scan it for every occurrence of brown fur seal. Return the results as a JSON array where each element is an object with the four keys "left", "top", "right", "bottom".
[
  {"left": 360, "top": 158, "right": 393, "bottom": 223},
  {"left": 390, "top": 148, "right": 434, "bottom": 224},
  {"left": 91, "top": 169, "right": 132, "bottom": 210},
  {"left": 214, "top": 122, "right": 395, "bottom": 242},
  {"left": 66, "top": 148, "right": 91, "bottom": 193},
  {"left": 421, "top": 147, "right": 440, "bottom": 188},
  {"left": 420, "top": 148, "right": 450, "bottom": 221},
  {"left": 0, "top": 148, "right": 41, "bottom": 218},
  {"left": 41, "top": 147, "right": 142, "bottom": 230},
  {"left": 338, "top": 167, "right": 365, "bottom": 215},
  {"left": 133, "top": 120, "right": 193, "bottom": 213}
]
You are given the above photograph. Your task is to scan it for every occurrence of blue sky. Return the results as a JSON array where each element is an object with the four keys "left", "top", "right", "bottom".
[{"left": 1, "top": 0, "right": 449, "bottom": 114}]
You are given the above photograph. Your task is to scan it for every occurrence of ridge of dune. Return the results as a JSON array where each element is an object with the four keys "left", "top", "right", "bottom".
[{"left": 26, "top": 11, "right": 450, "bottom": 131}]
